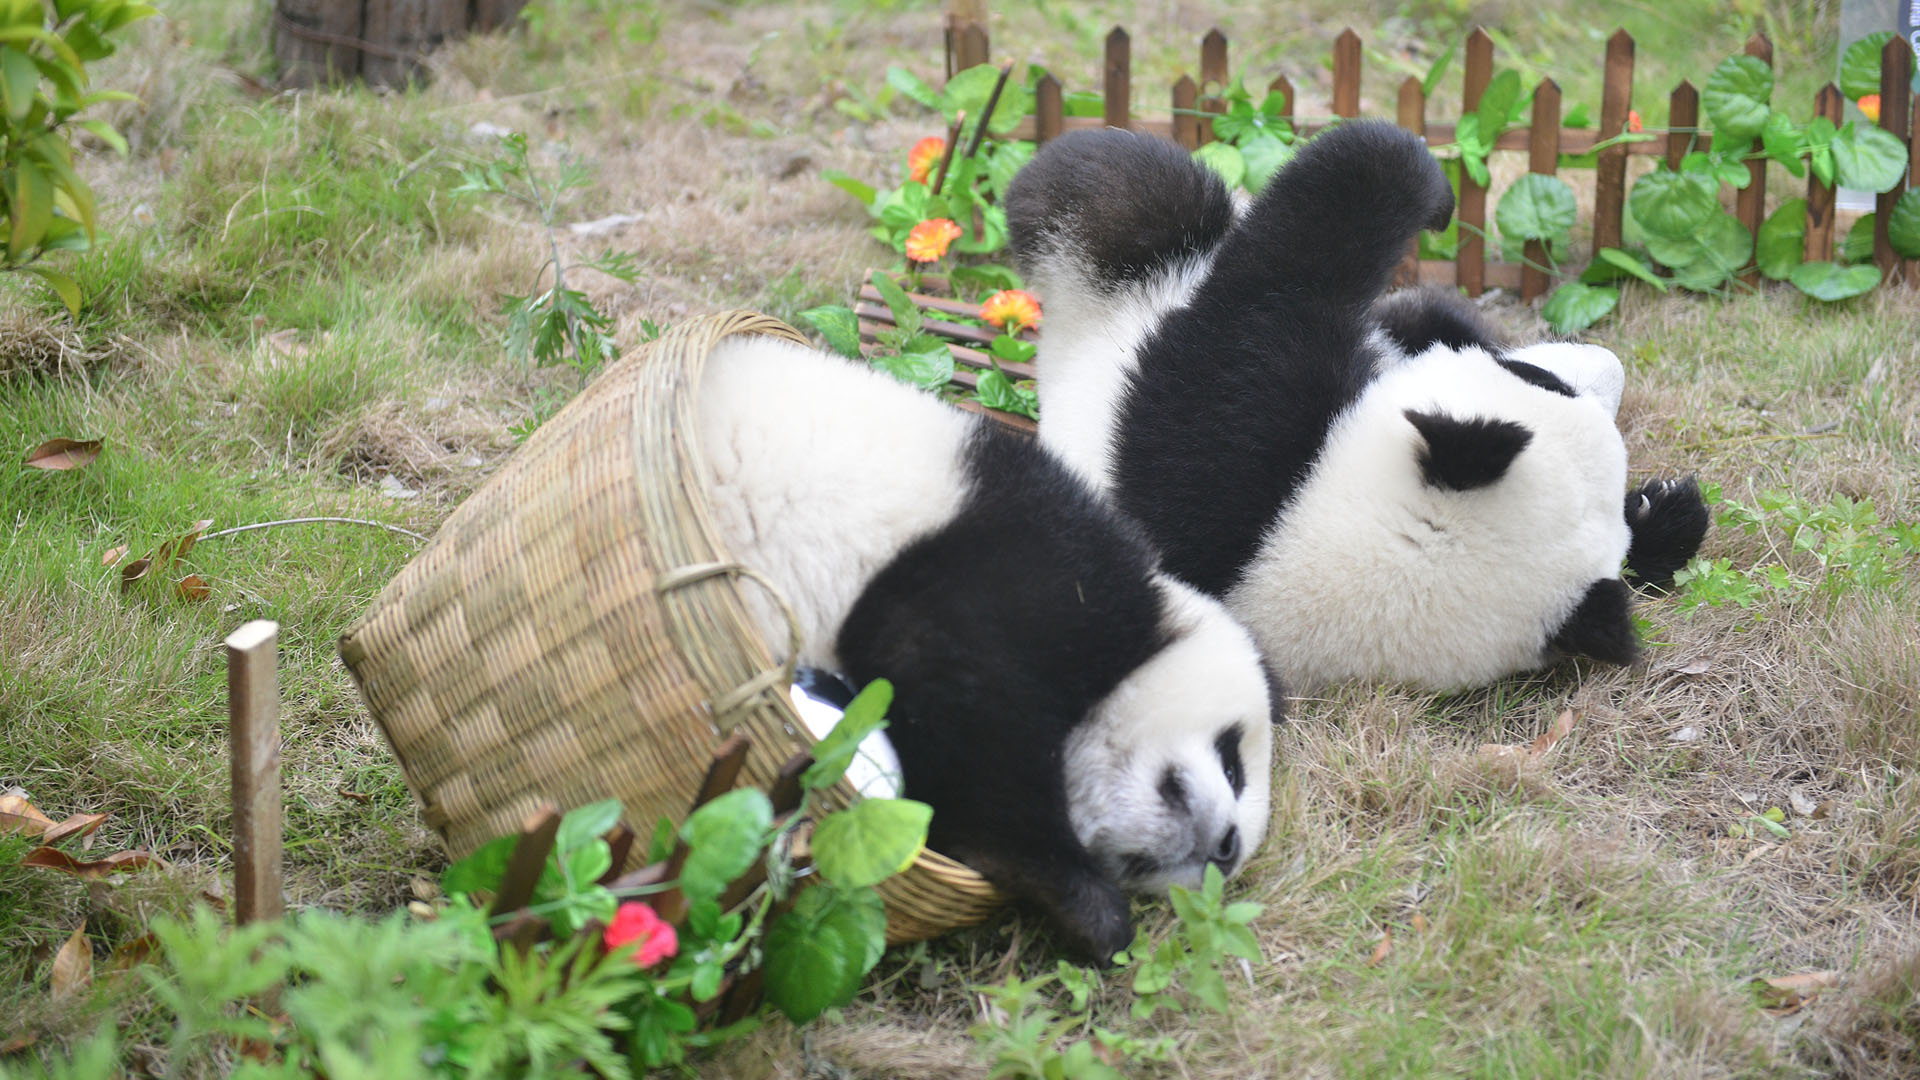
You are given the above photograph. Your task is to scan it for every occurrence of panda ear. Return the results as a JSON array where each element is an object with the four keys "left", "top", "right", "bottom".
[
  {"left": 1403, "top": 409, "right": 1533, "bottom": 491},
  {"left": 1547, "top": 578, "right": 1640, "bottom": 666}
]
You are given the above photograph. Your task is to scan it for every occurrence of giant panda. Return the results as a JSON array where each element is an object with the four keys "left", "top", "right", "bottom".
[
  {"left": 1005, "top": 121, "right": 1709, "bottom": 692},
  {"left": 694, "top": 333, "right": 1274, "bottom": 959}
]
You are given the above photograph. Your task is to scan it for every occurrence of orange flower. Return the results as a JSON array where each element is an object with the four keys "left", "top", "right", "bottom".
[
  {"left": 1858, "top": 94, "right": 1881, "bottom": 124},
  {"left": 1627, "top": 109, "right": 1642, "bottom": 133},
  {"left": 908, "top": 136, "right": 946, "bottom": 184},
  {"left": 904, "top": 218, "right": 963, "bottom": 262},
  {"left": 604, "top": 901, "right": 678, "bottom": 968},
  {"left": 979, "top": 289, "right": 1042, "bottom": 333}
]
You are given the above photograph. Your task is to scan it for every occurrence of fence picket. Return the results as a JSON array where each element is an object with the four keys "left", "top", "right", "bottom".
[
  {"left": 1332, "top": 29, "right": 1362, "bottom": 118},
  {"left": 957, "top": 22, "right": 989, "bottom": 69},
  {"left": 1594, "top": 30, "right": 1635, "bottom": 256},
  {"left": 1397, "top": 76, "right": 1426, "bottom": 286},
  {"left": 1666, "top": 80, "right": 1698, "bottom": 170},
  {"left": 1105, "top": 27, "right": 1131, "bottom": 130},
  {"left": 1173, "top": 75, "right": 1200, "bottom": 149},
  {"left": 1805, "top": 83, "right": 1843, "bottom": 263},
  {"left": 1874, "top": 38, "right": 1913, "bottom": 281},
  {"left": 1522, "top": 78, "right": 1562, "bottom": 302},
  {"left": 1457, "top": 29, "right": 1493, "bottom": 296},
  {"left": 1200, "top": 29, "right": 1229, "bottom": 145},
  {"left": 1035, "top": 73, "right": 1063, "bottom": 143},
  {"left": 1735, "top": 33, "right": 1772, "bottom": 284},
  {"left": 1269, "top": 74, "right": 1294, "bottom": 120}
]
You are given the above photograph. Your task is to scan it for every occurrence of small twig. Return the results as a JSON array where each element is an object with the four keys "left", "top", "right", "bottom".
[
  {"left": 930, "top": 110, "right": 965, "bottom": 195},
  {"left": 1680, "top": 430, "right": 1843, "bottom": 453},
  {"left": 201, "top": 517, "right": 430, "bottom": 544},
  {"left": 960, "top": 60, "right": 1016, "bottom": 163}
]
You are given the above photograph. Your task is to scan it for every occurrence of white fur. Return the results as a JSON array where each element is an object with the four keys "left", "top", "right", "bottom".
[
  {"left": 1064, "top": 575, "right": 1273, "bottom": 892},
  {"left": 1029, "top": 253, "right": 1217, "bottom": 493},
  {"left": 697, "top": 337, "right": 972, "bottom": 668},
  {"left": 1508, "top": 341, "right": 1625, "bottom": 418},
  {"left": 1227, "top": 346, "right": 1631, "bottom": 691}
]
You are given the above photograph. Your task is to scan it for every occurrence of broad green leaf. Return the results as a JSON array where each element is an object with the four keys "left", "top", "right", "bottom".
[
  {"left": 1831, "top": 122, "right": 1909, "bottom": 193},
  {"left": 25, "top": 265, "right": 79, "bottom": 315},
  {"left": 869, "top": 270, "right": 921, "bottom": 333},
  {"left": 1475, "top": 69, "right": 1521, "bottom": 138},
  {"left": 870, "top": 339, "right": 953, "bottom": 390},
  {"left": 762, "top": 886, "right": 887, "bottom": 1023},
  {"left": 940, "top": 63, "right": 1032, "bottom": 137},
  {"left": 1628, "top": 168, "right": 1720, "bottom": 238},
  {"left": 1701, "top": 54, "right": 1772, "bottom": 142},
  {"left": 1889, "top": 188, "right": 1920, "bottom": 259},
  {"left": 1840, "top": 32, "right": 1896, "bottom": 100},
  {"left": 1790, "top": 260, "right": 1881, "bottom": 301},
  {"left": 1647, "top": 211, "right": 1750, "bottom": 277},
  {"left": 555, "top": 799, "right": 624, "bottom": 855},
  {"left": 1540, "top": 281, "right": 1618, "bottom": 334},
  {"left": 677, "top": 788, "right": 772, "bottom": 906},
  {"left": 974, "top": 365, "right": 1039, "bottom": 418},
  {"left": 802, "top": 679, "right": 892, "bottom": 791},
  {"left": 8, "top": 156, "right": 53, "bottom": 257},
  {"left": 810, "top": 797, "right": 932, "bottom": 887},
  {"left": 798, "top": 304, "right": 862, "bottom": 359},
  {"left": 1841, "top": 212, "right": 1877, "bottom": 264},
  {"left": 876, "top": 181, "right": 930, "bottom": 233},
  {"left": 441, "top": 834, "right": 518, "bottom": 896},
  {"left": 0, "top": 46, "right": 34, "bottom": 123},
  {"left": 949, "top": 262, "right": 1023, "bottom": 293},
  {"left": 1563, "top": 101, "right": 1592, "bottom": 128},
  {"left": 820, "top": 169, "right": 876, "bottom": 207},
  {"left": 1192, "top": 140, "right": 1245, "bottom": 189},
  {"left": 1756, "top": 198, "right": 1808, "bottom": 280},
  {"left": 1595, "top": 247, "right": 1669, "bottom": 291},
  {"left": 988, "top": 333, "right": 1036, "bottom": 364},
  {"left": 884, "top": 65, "right": 938, "bottom": 109},
  {"left": 1494, "top": 173, "right": 1578, "bottom": 248},
  {"left": 1239, "top": 132, "right": 1292, "bottom": 193},
  {"left": 1760, "top": 112, "right": 1805, "bottom": 176},
  {"left": 563, "top": 841, "right": 613, "bottom": 891},
  {"left": 985, "top": 139, "right": 1033, "bottom": 202},
  {"left": 1671, "top": 257, "right": 1732, "bottom": 292},
  {"left": 1421, "top": 36, "right": 1459, "bottom": 98},
  {"left": 1810, "top": 145, "right": 1835, "bottom": 187},
  {"left": 953, "top": 202, "right": 1007, "bottom": 254},
  {"left": 76, "top": 119, "right": 126, "bottom": 155}
]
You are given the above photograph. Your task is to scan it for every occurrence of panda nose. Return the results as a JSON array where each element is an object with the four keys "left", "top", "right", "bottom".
[{"left": 1209, "top": 825, "right": 1240, "bottom": 871}]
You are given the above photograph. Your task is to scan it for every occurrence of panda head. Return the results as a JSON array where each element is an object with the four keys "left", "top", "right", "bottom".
[{"left": 1063, "top": 575, "right": 1276, "bottom": 894}]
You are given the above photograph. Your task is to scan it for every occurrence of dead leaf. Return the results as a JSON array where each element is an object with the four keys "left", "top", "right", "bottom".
[
  {"left": 119, "top": 555, "right": 154, "bottom": 590},
  {"left": 0, "top": 1033, "right": 37, "bottom": 1054},
  {"left": 51, "top": 922, "right": 91, "bottom": 999},
  {"left": 1528, "top": 709, "right": 1578, "bottom": 756},
  {"left": 111, "top": 933, "right": 158, "bottom": 971},
  {"left": 101, "top": 544, "right": 128, "bottom": 567},
  {"left": 24, "top": 438, "right": 102, "bottom": 471},
  {"left": 1755, "top": 970, "right": 1837, "bottom": 1016},
  {"left": 1, "top": 792, "right": 54, "bottom": 837},
  {"left": 1367, "top": 927, "right": 1393, "bottom": 967},
  {"left": 1790, "top": 790, "right": 1819, "bottom": 818},
  {"left": 1676, "top": 659, "right": 1714, "bottom": 676},
  {"left": 409, "top": 876, "right": 441, "bottom": 902},
  {"left": 337, "top": 788, "right": 371, "bottom": 804},
  {"left": 42, "top": 812, "right": 109, "bottom": 845},
  {"left": 1410, "top": 912, "right": 1429, "bottom": 933},
  {"left": 119, "top": 519, "right": 214, "bottom": 593},
  {"left": 21, "top": 847, "right": 166, "bottom": 878},
  {"left": 174, "top": 575, "right": 210, "bottom": 602}
]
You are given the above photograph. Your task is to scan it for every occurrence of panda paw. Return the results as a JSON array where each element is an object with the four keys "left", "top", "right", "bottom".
[{"left": 1624, "top": 476, "right": 1711, "bottom": 591}]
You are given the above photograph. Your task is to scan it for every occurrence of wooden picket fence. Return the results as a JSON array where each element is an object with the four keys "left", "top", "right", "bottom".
[{"left": 947, "top": 18, "right": 1920, "bottom": 298}]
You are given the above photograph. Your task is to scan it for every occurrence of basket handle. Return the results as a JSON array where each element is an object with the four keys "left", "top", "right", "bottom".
[{"left": 656, "top": 561, "right": 804, "bottom": 720}]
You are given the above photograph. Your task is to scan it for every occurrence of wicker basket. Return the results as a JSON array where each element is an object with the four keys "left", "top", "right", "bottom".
[{"left": 339, "top": 310, "right": 1002, "bottom": 944}]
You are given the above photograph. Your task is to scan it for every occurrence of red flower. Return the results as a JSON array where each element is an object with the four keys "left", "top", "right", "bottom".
[
  {"left": 1627, "top": 109, "right": 1642, "bottom": 133},
  {"left": 1858, "top": 94, "right": 1881, "bottom": 124},
  {"left": 904, "top": 218, "right": 963, "bottom": 263},
  {"left": 603, "top": 901, "right": 678, "bottom": 968},
  {"left": 979, "top": 289, "right": 1043, "bottom": 333},
  {"left": 908, "top": 136, "right": 946, "bottom": 184}
]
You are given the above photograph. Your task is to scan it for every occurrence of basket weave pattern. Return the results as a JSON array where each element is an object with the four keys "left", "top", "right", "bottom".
[{"left": 341, "top": 311, "right": 1000, "bottom": 943}]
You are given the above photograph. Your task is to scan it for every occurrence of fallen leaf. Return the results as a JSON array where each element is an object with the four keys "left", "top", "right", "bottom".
[
  {"left": 21, "top": 847, "right": 166, "bottom": 878},
  {"left": 1670, "top": 725, "right": 1702, "bottom": 743},
  {"left": 1755, "top": 970, "right": 1837, "bottom": 1016},
  {"left": 1529, "top": 709, "right": 1578, "bottom": 756},
  {"left": 51, "top": 922, "right": 91, "bottom": 999},
  {"left": 1790, "top": 790, "right": 1819, "bottom": 817},
  {"left": 1367, "top": 927, "right": 1393, "bottom": 967},
  {"left": 119, "top": 555, "right": 154, "bottom": 591},
  {"left": 0, "top": 792, "right": 54, "bottom": 837},
  {"left": 42, "top": 812, "right": 109, "bottom": 845},
  {"left": 175, "top": 575, "right": 210, "bottom": 602},
  {"left": 101, "top": 544, "right": 128, "bottom": 567},
  {"left": 119, "top": 519, "right": 214, "bottom": 593},
  {"left": 111, "top": 933, "right": 158, "bottom": 971},
  {"left": 1410, "top": 912, "right": 1429, "bottom": 933},
  {"left": 0, "top": 1033, "right": 37, "bottom": 1053},
  {"left": 1676, "top": 659, "right": 1713, "bottom": 676},
  {"left": 409, "top": 876, "right": 441, "bottom": 902},
  {"left": 24, "top": 438, "right": 102, "bottom": 471},
  {"left": 337, "top": 787, "right": 372, "bottom": 805}
]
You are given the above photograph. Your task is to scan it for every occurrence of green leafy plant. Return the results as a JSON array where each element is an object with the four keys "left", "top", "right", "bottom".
[
  {"left": 0, "top": 0, "right": 155, "bottom": 315},
  {"left": 1192, "top": 79, "right": 1296, "bottom": 192}
]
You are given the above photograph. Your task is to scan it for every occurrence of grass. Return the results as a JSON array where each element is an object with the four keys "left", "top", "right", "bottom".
[{"left": 3, "top": 0, "right": 1919, "bottom": 1076}]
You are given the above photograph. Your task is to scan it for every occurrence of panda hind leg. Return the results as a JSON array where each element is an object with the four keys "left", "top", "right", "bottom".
[{"left": 1624, "top": 476, "right": 1712, "bottom": 591}]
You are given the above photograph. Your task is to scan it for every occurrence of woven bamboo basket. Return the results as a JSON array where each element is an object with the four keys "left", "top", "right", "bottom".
[{"left": 339, "top": 310, "right": 1002, "bottom": 944}]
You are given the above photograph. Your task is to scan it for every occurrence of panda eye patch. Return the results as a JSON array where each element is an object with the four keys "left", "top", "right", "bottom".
[{"left": 1214, "top": 724, "right": 1245, "bottom": 796}]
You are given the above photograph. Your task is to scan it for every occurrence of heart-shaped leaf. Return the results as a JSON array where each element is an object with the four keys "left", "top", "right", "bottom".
[
  {"left": 1238, "top": 133, "right": 1292, "bottom": 193},
  {"left": 762, "top": 885, "right": 888, "bottom": 1023},
  {"left": 1702, "top": 55, "right": 1773, "bottom": 142},
  {"left": 1840, "top": 32, "right": 1895, "bottom": 100},
  {"left": 1756, "top": 199, "right": 1808, "bottom": 280},
  {"left": 869, "top": 340, "right": 954, "bottom": 391},
  {"left": 1593, "top": 247, "right": 1668, "bottom": 291},
  {"left": 939, "top": 63, "right": 1033, "bottom": 137},
  {"left": 1540, "top": 281, "right": 1619, "bottom": 335},
  {"left": 797, "top": 305, "right": 862, "bottom": 360},
  {"left": 1192, "top": 141, "right": 1245, "bottom": 189},
  {"left": 1843, "top": 213, "right": 1877, "bottom": 264},
  {"left": 1887, "top": 188, "right": 1920, "bottom": 259},
  {"left": 1495, "top": 173, "right": 1578, "bottom": 248},
  {"left": 1830, "top": 122, "right": 1908, "bottom": 193},
  {"left": 1790, "top": 260, "right": 1881, "bottom": 301},
  {"left": 555, "top": 798, "right": 624, "bottom": 855},
  {"left": 810, "top": 797, "right": 932, "bottom": 888},
  {"left": 23, "top": 438, "right": 100, "bottom": 470},
  {"left": 804, "top": 679, "right": 893, "bottom": 792},
  {"left": 1760, "top": 112, "right": 1805, "bottom": 175},
  {"left": 677, "top": 788, "right": 771, "bottom": 906},
  {"left": 1629, "top": 169, "right": 1721, "bottom": 239}
]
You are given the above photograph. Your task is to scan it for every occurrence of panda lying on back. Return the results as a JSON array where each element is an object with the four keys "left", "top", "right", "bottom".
[
  {"left": 1005, "top": 121, "right": 1709, "bottom": 692},
  {"left": 695, "top": 334, "right": 1274, "bottom": 959}
]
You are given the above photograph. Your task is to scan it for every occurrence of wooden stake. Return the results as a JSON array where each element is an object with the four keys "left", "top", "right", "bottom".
[
  {"left": 1805, "top": 83, "right": 1843, "bottom": 263},
  {"left": 228, "top": 620, "right": 283, "bottom": 927},
  {"left": 1735, "top": 33, "right": 1773, "bottom": 285},
  {"left": 1332, "top": 28, "right": 1362, "bottom": 118},
  {"left": 1457, "top": 29, "right": 1493, "bottom": 297},
  {"left": 1199, "top": 28, "right": 1229, "bottom": 144},
  {"left": 1593, "top": 30, "right": 1636, "bottom": 256},
  {"left": 1396, "top": 76, "right": 1427, "bottom": 287},
  {"left": 1873, "top": 38, "right": 1913, "bottom": 282},
  {"left": 1521, "top": 78, "right": 1562, "bottom": 303},
  {"left": 1104, "top": 27, "right": 1131, "bottom": 131}
]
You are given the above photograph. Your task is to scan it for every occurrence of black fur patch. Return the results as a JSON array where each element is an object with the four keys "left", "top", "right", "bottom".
[
  {"left": 1547, "top": 577, "right": 1640, "bottom": 666},
  {"left": 1372, "top": 286, "right": 1503, "bottom": 355},
  {"left": 1404, "top": 410, "right": 1533, "bottom": 491},
  {"left": 1624, "top": 476, "right": 1711, "bottom": 591},
  {"left": 1214, "top": 724, "right": 1245, "bottom": 796},
  {"left": 1496, "top": 359, "right": 1577, "bottom": 398},
  {"left": 835, "top": 423, "right": 1173, "bottom": 963},
  {"left": 1104, "top": 121, "right": 1459, "bottom": 594},
  {"left": 1006, "top": 127, "right": 1238, "bottom": 294}
]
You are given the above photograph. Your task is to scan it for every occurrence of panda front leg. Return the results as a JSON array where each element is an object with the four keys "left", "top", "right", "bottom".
[
  {"left": 1624, "top": 476, "right": 1711, "bottom": 591},
  {"left": 937, "top": 829, "right": 1134, "bottom": 964}
]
